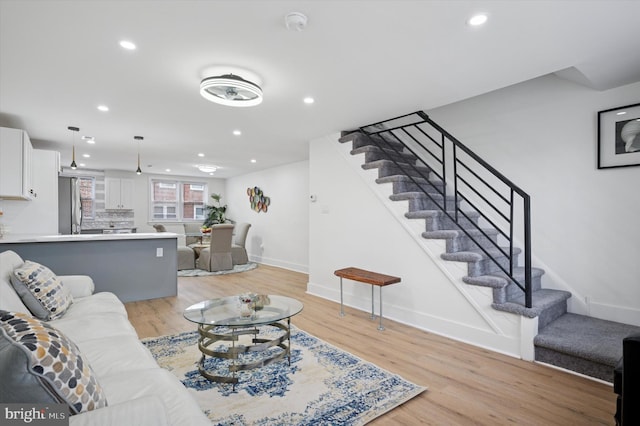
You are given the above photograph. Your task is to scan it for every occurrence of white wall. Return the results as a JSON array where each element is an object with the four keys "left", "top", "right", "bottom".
[{"left": 225, "top": 161, "right": 309, "bottom": 273}]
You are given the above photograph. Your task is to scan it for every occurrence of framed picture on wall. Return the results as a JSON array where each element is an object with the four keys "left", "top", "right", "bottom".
[{"left": 597, "top": 102, "right": 640, "bottom": 169}]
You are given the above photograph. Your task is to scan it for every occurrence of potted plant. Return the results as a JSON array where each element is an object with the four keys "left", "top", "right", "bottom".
[{"left": 202, "top": 193, "right": 228, "bottom": 229}]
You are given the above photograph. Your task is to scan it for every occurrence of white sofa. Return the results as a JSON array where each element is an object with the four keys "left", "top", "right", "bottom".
[{"left": 0, "top": 250, "right": 209, "bottom": 426}]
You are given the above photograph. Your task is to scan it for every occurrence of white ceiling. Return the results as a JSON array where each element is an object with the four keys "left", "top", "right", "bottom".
[{"left": 2, "top": 0, "right": 640, "bottom": 178}]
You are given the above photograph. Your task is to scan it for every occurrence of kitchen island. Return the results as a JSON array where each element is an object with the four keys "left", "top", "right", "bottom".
[{"left": 0, "top": 232, "right": 178, "bottom": 302}]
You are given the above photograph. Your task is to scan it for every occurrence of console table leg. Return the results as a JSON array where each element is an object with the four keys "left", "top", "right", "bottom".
[
  {"left": 370, "top": 285, "right": 375, "bottom": 320},
  {"left": 378, "top": 287, "right": 385, "bottom": 331},
  {"left": 339, "top": 277, "right": 345, "bottom": 317}
]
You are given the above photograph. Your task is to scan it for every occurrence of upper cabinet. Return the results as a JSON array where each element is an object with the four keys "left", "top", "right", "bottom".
[
  {"left": 0, "top": 127, "right": 34, "bottom": 200},
  {"left": 105, "top": 177, "right": 134, "bottom": 210}
]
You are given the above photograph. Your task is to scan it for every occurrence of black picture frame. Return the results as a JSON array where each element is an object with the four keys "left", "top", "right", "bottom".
[{"left": 597, "top": 102, "right": 640, "bottom": 169}]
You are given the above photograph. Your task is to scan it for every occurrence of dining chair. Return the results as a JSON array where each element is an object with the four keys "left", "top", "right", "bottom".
[{"left": 196, "top": 223, "right": 234, "bottom": 272}]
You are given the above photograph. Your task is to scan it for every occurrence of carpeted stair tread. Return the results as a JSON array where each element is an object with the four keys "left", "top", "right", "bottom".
[
  {"left": 362, "top": 159, "right": 431, "bottom": 173},
  {"left": 534, "top": 313, "right": 640, "bottom": 367},
  {"left": 390, "top": 191, "right": 453, "bottom": 202},
  {"left": 351, "top": 145, "right": 417, "bottom": 162},
  {"left": 423, "top": 228, "right": 499, "bottom": 240},
  {"left": 462, "top": 267, "right": 545, "bottom": 289},
  {"left": 406, "top": 209, "right": 481, "bottom": 220},
  {"left": 376, "top": 175, "right": 442, "bottom": 186},
  {"left": 492, "top": 289, "right": 571, "bottom": 318},
  {"left": 441, "top": 246, "right": 521, "bottom": 262}
]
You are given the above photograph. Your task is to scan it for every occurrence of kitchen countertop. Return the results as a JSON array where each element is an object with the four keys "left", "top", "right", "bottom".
[{"left": 0, "top": 232, "right": 178, "bottom": 244}]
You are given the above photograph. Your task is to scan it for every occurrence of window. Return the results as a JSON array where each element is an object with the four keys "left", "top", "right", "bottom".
[
  {"left": 78, "top": 177, "right": 95, "bottom": 220},
  {"left": 150, "top": 179, "right": 207, "bottom": 221}
]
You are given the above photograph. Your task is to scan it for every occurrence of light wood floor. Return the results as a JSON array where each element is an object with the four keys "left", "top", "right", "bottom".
[{"left": 125, "top": 264, "right": 616, "bottom": 425}]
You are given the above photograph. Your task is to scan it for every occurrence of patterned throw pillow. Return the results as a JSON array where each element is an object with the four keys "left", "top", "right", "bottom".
[
  {"left": 0, "top": 311, "right": 108, "bottom": 414},
  {"left": 10, "top": 260, "right": 73, "bottom": 320}
]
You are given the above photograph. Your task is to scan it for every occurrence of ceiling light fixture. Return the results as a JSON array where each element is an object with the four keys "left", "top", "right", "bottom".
[
  {"left": 197, "top": 165, "right": 217, "bottom": 173},
  {"left": 200, "top": 74, "right": 263, "bottom": 107},
  {"left": 68, "top": 126, "right": 79, "bottom": 170},
  {"left": 197, "top": 153, "right": 205, "bottom": 157},
  {"left": 134, "top": 136, "right": 143, "bottom": 175},
  {"left": 303, "top": 96, "right": 315, "bottom": 104},
  {"left": 233, "top": 129, "right": 242, "bottom": 136},
  {"left": 82, "top": 154, "right": 90, "bottom": 158},
  {"left": 468, "top": 13, "right": 488, "bottom": 26},
  {"left": 82, "top": 136, "right": 95, "bottom": 144},
  {"left": 97, "top": 105, "right": 109, "bottom": 112}
]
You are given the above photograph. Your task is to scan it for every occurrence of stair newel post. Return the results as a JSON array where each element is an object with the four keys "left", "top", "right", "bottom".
[{"left": 524, "top": 194, "right": 532, "bottom": 308}]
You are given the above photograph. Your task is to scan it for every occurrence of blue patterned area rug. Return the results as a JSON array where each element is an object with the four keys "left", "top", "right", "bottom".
[
  {"left": 178, "top": 262, "right": 258, "bottom": 277},
  {"left": 142, "top": 326, "right": 426, "bottom": 425}
]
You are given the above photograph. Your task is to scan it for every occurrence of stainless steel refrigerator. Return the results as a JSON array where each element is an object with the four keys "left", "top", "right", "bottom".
[{"left": 58, "top": 176, "right": 83, "bottom": 234}]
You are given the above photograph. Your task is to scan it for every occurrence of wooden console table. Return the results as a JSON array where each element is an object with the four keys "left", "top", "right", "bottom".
[{"left": 334, "top": 267, "right": 401, "bottom": 331}]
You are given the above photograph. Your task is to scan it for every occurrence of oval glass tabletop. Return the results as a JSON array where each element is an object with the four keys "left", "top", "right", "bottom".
[{"left": 183, "top": 294, "right": 303, "bottom": 327}]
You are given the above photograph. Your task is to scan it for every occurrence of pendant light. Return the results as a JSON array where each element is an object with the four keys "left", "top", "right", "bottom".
[
  {"left": 134, "top": 136, "right": 143, "bottom": 175},
  {"left": 68, "top": 126, "right": 79, "bottom": 169}
]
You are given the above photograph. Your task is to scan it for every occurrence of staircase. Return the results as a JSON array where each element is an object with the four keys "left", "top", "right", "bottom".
[{"left": 339, "top": 113, "right": 640, "bottom": 383}]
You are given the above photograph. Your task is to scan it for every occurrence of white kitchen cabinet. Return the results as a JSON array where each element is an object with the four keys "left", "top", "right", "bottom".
[
  {"left": 0, "top": 127, "right": 34, "bottom": 200},
  {"left": 0, "top": 149, "right": 59, "bottom": 234},
  {"left": 105, "top": 177, "right": 134, "bottom": 209}
]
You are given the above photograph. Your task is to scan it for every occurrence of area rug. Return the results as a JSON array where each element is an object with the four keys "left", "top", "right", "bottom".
[
  {"left": 178, "top": 262, "right": 258, "bottom": 277},
  {"left": 142, "top": 326, "right": 426, "bottom": 425}
]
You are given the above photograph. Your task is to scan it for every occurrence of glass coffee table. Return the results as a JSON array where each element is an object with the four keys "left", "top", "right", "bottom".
[{"left": 183, "top": 294, "right": 303, "bottom": 388}]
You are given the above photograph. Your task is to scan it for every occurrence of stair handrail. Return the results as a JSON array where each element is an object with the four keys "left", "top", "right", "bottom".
[{"left": 358, "top": 111, "right": 532, "bottom": 308}]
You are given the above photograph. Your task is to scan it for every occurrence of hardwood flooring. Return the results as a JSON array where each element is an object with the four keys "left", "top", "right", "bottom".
[{"left": 125, "top": 264, "right": 616, "bottom": 425}]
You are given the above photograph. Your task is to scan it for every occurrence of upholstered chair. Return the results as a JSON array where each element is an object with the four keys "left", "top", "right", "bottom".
[
  {"left": 154, "top": 224, "right": 195, "bottom": 270},
  {"left": 152, "top": 224, "right": 167, "bottom": 232},
  {"left": 231, "top": 222, "right": 251, "bottom": 265},
  {"left": 183, "top": 223, "right": 202, "bottom": 247},
  {"left": 196, "top": 223, "right": 234, "bottom": 272}
]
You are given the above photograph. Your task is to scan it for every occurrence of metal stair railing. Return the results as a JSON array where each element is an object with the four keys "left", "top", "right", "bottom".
[{"left": 359, "top": 111, "right": 532, "bottom": 308}]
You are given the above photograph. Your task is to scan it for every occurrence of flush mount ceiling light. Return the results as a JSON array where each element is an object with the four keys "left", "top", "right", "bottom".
[
  {"left": 200, "top": 73, "right": 263, "bottom": 107},
  {"left": 197, "top": 164, "right": 217, "bottom": 173}
]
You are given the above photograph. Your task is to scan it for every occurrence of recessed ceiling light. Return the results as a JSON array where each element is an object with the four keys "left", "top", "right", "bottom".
[
  {"left": 79, "top": 163, "right": 86, "bottom": 167},
  {"left": 82, "top": 154, "right": 90, "bottom": 158},
  {"left": 197, "top": 153, "right": 205, "bottom": 157},
  {"left": 250, "top": 159, "right": 257, "bottom": 163},
  {"left": 83, "top": 136, "right": 95, "bottom": 144},
  {"left": 119, "top": 40, "right": 136, "bottom": 50},
  {"left": 303, "top": 97, "right": 315, "bottom": 104},
  {"left": 97, "top": 105, "right": 109, "bottom": 112},
  {"left": 165, "top": 169, "right": 171, "bottom": 172},
  {"left": 233, "top": 129, "right": 242, "bottom": 136},
  {"left": 209, "top": 172, "right": 214, "bottom": 176},
  {"left": 468, "top": 13, "right": 488, "bottom": 26}
]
